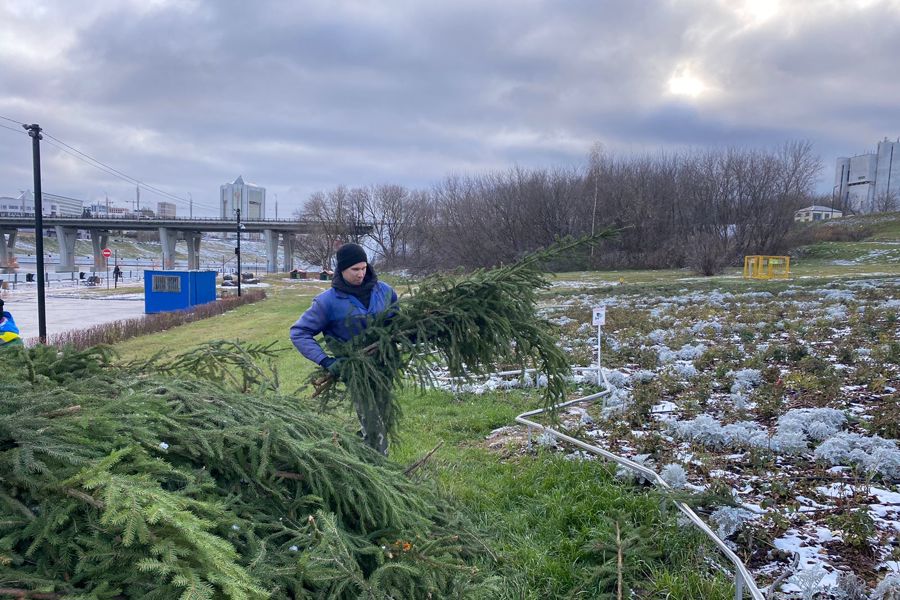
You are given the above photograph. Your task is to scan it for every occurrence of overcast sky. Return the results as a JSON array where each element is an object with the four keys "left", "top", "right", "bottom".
[{"left": 1, "top": 0, "right": 898, "bottom": 217}]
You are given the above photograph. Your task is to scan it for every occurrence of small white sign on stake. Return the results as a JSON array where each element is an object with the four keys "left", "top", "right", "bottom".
[{"left": 592, "top": 305, "right": 606, "bottom": 326}]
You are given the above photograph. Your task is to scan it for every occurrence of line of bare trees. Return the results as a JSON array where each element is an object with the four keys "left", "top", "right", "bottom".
[{"left": 293, "top": 141, "right": 822, "bottom": 275}]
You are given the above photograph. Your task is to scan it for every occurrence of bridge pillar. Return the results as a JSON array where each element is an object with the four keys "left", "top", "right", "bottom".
[
  {"left": 0, "top": 229, "right": 17, "bottom": 273},
  {"left": 282, "top": 233, "right": 295, "bottom": 272},
  {"left": 185, "top": 231, "right": 201, "bottom": 270},
  {"left": 90, "top": 230, "right": 109, "bottom": 271},
  {"left": 264, "top": 229, "right": 279, "bottom": 273},
  {"left": 54, "top": 226, "right": 78, "bottom": 272},
  {"left": 159, "top": 227, "right": 178, "bottom": 269}
]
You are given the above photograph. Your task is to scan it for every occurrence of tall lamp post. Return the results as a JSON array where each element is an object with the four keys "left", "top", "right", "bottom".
[
  {"left": 235, "top": 207, "right": 242, "bottom": 297},
  {"left": 23, "top": 123, "right": 47, "bottom": 343}
]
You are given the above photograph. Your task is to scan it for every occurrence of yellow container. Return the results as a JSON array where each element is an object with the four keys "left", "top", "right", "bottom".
[{"left": 743, "top": 256, "right": 791, "bottom": 279}]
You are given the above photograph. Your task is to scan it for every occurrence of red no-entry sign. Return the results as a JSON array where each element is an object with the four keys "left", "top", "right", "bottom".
[{"left": 102, "top": 248, "right": 112, "bottom": 259}]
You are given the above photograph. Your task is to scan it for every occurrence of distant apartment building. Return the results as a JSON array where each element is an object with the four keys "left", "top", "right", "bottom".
[
  {"left": 795, "top": 205, "right": 843, "bottom": 222},
  {"left": 157, "top": 201, "right": 177, "bottom": 218},
  {"left": 0, "top": 191, "right": 83, "bottom": 217},
  {"left": 220, "top": 175, "right": 265, "bottom": 220},
  {"left": 835, "top": 138, "right": 900, "bottom": 214}
]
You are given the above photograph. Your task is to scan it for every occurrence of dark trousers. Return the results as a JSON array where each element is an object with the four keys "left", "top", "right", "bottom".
[{"left": 352, "top": 388, "right": 392, "bottom": 456}]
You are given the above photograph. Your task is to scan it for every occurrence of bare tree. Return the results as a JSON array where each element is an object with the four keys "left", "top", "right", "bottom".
[
  {"left": 587, "top": 143, "right": 605, "bottom": 264},
  {"left": 293, "top": 185, "right": 360, "bottom": 269},
  {"left": 874, "top": 188, "right": 899, "bottom": 213},
  {"left": 364, "top": 184, "right": 420, "bottom": 268}
]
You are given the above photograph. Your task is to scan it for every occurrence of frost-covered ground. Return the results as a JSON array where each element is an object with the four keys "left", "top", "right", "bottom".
[{"left": 444, "top": 276, "right": 900, "bottom": 599}]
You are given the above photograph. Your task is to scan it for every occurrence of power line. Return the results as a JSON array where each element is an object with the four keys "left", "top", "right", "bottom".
[
  {"left": 41, "top": 136, "right": 194, "bottom": 208},
  {"left": 0, "top": 114, "right": 26, "bottom": 126},
  {"left": 42, "top": 136, "right": 216, "bottom": 212},
  {"left": 40, "top": 131, "right": 219, "bottom": 212},
  {"left": 42, "top": 132, "right": 199, "bottom": 207},
  {"left": 0, "top": 122, "right": 27, "bottom": 136},
  {"left": 3, "top": 118, "right": 230, "bottom": 216}
]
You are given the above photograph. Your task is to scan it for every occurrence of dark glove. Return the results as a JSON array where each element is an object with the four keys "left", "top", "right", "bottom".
[{"left": 322, "top": 357, "right": 345, "bottom": 379}]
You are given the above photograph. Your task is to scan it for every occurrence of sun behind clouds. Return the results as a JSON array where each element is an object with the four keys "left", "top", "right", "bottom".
[{"left": 667, "top": 67, "right": 709, "bottom": 99}]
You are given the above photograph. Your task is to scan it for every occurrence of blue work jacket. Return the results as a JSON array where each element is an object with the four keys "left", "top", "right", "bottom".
[{"left": 290, "top": 281, "right": 398, "bottom": 366}]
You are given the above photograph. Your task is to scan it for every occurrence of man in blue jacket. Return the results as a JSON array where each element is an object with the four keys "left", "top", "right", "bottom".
[
  {"left": 0, "top": 299, "right": 22, "bottom": 347},
  {"left": 290, "top": 243, "right": 398, "bottom": 455}
]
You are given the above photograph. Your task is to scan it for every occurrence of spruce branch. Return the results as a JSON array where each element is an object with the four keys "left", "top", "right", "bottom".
[
  {"left": 310, "top": 232, "right": 617, "bottom": 440},
  {"left": 403, "top": 441, "right": 444, "bottom": 477},
  {"left": 145, "top": 340, "right": 287, "bottom": 394},
  {"left": 0, "top": 588, "right": 61, "bottom": 599}
]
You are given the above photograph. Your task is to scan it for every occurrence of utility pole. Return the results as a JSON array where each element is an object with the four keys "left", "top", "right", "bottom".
[
  {"left": 105, "top": 193, "right": 109, "bottom": 216},
  {"left": 189, "top": 192, "right": 193, "bottom": 218},
  {"left": 136, "top": 185, "right": 140, "bottom": 214},
  {"left": 23, "top": 123, "right": 47, "bottom": 343},
  {"left": 235, "top": 207, "right": 242, "bottom": 297},
  {"left": 274, "top": 192, "right": 278, "bottom": 220}
]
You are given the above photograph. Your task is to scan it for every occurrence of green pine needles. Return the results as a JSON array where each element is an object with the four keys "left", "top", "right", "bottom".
[
  {"left": 313, "top": 234, "right": 616, "bottom": 442},
  {"left": 0, "top": 345, "right": 495, "bottom": 599}
]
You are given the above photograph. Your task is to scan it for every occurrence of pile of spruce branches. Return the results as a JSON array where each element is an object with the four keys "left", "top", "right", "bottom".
[{"left": 0, "top": 344, "right": 497, "bottom": 599}]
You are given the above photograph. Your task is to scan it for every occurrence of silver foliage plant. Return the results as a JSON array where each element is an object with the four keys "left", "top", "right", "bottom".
[
  {"left": 874, "top": 574, "right": 900, "bottom": 600},
  {"left": 789, "top": 564, "right": 828, "bottom": 600},
  {"left": 673, "top": 415, "right": 769, "bottom": 450},
  {"left": 673, "top": 408, "right": 862, "bottom": 460},
  {"left": 729, "top": 368, "right": 763, "bottom": 394},
  {"left": 615, "top": 453, "right": 656, "bottom": 485},
  {"left": 659, "top": 463, "right": 688, "bottom": 489},
  {"left": 667, "top": 361, "right": 699, "bottom": 380},
  {"left": 778, "top": 408, "right": 847, "bottom": 442},
  {"left": 834, "top": 572, "right": 869, "bottom": 600},
  {"left": 675, "top": 343, "right": 706, "bottom": 361},
  {"left": 629, "top": 369, "right": 656, "bottom": 384},
  {"left": 709, "top": 506, "right": 755, "bottom": 540},
  {"left": 814, "top": 432, "right": 900, "bottom": 482}
]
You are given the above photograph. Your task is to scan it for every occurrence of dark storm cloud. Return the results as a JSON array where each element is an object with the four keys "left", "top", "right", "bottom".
[{"left": 1, "top": 0, "right": 899, "bottom": 214}]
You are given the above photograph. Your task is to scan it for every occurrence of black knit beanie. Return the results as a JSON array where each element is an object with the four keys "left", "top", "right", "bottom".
[{"left": 335, "top": 243, "right": 368, "bottom": 272}]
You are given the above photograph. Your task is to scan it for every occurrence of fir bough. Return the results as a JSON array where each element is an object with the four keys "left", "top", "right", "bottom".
[
  {"left": 313, "top": 234, "right": 615, "bottom": 442},
  {"left": 0, "top": 345, "right": 494, "bottom": 599}
]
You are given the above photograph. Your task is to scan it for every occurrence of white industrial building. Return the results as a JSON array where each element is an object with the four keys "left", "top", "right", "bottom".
[
  {"left": 835, "top": 138, "right": 900, "bottom": 214},
  {"left": 220, "top": 175, "right": 266, "bottom": 220},
  {"left": 0, "top": 191, "right": 83, "bottom": 217}
]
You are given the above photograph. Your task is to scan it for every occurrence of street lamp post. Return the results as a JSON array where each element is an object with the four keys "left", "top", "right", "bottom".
[
  {"left": 24, "top": 123, "right": 47, "bottom": 343},
  {"left": 235, "top": 207, "right": 242, "bottom": 297}
]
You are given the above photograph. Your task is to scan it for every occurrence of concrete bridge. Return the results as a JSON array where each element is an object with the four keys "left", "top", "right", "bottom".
[{"left": 0, "top": 215, "right": 369, "bottom": 274}]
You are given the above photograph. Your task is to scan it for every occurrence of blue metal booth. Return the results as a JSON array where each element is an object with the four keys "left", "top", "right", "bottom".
[{"left": 144, "top": 270, "right": 217, "bottom": 314}]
